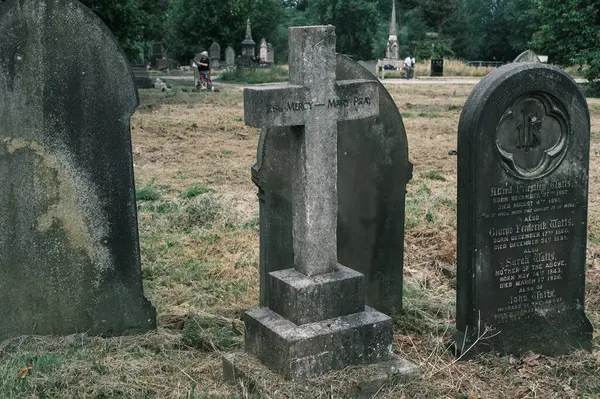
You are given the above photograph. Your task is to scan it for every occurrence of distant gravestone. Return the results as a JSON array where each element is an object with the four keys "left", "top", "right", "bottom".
[
  {"left": 131, "top": 65, "right": 153, "bottom": 89},
  {"left": 514, "top": 50, "right": 541, "bottom": 63},
  {"left": 456, "top": 63, "right": 593, "bottom": 356},
  {"left": 259, "top": 39, "right": 268, "bottom": 64},
  {"left": 0, "top": 0, "right": 156, "bottom": 339},
  {"left": 431, "top": 58, "right": 444, "bottom": 76},
  {"left": 253, "top": 53, "right": 412, "bottom": 315},
  {"left": 225, "top": 46, "right": 236, "bottom": 68},
  {"left": 267, "top": 43, "right": 274, "bottom": 64},
  {"left": 151, "top": 42, "right": 166, "bottom": 69},
  {"left": 243, "top": 25, "right": 417, "bottom": 380},
  {"left": 210, "top": 42, "right": 221, "bottom": 69}
]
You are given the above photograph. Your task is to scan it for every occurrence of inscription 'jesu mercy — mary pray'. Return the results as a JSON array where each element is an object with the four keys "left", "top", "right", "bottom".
[{"left": 267, "top": 96, "right": 373, "bottom": 114}]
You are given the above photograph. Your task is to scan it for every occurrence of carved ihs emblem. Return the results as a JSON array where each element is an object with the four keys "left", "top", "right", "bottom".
[{"left": 516, "top": 111, "right": 541, "bottom": 152}]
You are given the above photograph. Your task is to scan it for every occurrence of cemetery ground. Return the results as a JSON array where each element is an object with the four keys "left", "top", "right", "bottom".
[{"left": 2, "top": 82, "right": 600, "bottom": 399}]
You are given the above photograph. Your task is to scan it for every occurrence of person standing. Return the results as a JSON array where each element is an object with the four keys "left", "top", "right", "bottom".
[
  {"left": 410, "top": 55, "right": 416, "bottom": 79},
  {"left": 404, "top": 56, "right": 412, "bottom": 80},
  {"left": 194, "top": 51, "right": 212, "bottom": 91}
]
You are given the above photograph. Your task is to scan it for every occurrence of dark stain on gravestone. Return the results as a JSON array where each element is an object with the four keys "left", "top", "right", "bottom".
[
  {"left": 252, "top": 54, "right": 412, "bottom": 314},
  {"left": 456, "top": 63, "right": 592, "bottom": 356},
  {"left": 0, "top": 0, "right": 156, "bottom": 339}
]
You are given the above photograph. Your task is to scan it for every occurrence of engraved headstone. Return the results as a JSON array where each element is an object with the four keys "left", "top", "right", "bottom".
[
  {"left": 0, "top": 0, "right": 156, "bottom": 340},
  {"left": 456, "top": 63, "right": 593, "bottom": 355},
  {"left": 210, "top": 42, "right": 221, "bottom": 69},
  {"left": 253, "top": 53, "right": 412, "bottom": 314},
  {"left": 243, "top": 25, "right": 416, "bottom": 379},
  {"left": 225, "top": 46, "right": 235, "bottom": 68}
]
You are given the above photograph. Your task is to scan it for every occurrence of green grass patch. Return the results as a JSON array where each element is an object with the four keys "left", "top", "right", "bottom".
[
  {"left": 136, "top": 185, "right": 160, "bottom": 201},
  {"left": 182, "top": 185, "right": 215, "bottom": 199},
  {"left": 220, "top": 66, "right": 288, "bottom": 84},
  {"left": 404, "top": 181, "right": 456, "bottom": 229},
  {"left": 421, "top": 171, "right": 446, "bottom": 181}
]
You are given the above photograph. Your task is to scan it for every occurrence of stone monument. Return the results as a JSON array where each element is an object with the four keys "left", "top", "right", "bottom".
[
  {"left": 252, "top": 53, "right": 412, "bottom": 315},
  {"left": 240, "top": 19, "right": 256, "bottom": 67},
  {"left": 456, "top": 63, "right": 593, "bottom": 356},
  {"left": 210, "top": 42, "right": 221, "bottom": 69},
  {"left": 0, "top": 0, "right": 156, "bottom": 340},
  {"left": 241, "top": 25, "right": 415, "bottom": 379},
  {"left": 385, "top": 0, "right": 399, "bottom": 60}
]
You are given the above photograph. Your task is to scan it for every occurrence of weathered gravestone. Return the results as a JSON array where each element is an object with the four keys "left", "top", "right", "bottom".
[
  {"left": 0, "top": 0, "right": 156, "bottom": 339},
  {"left": 456, "top": 63, "right": 593, "bottom": 355},
  {"left": 259, "top": 39, "right": 268, "bottom": 64},
  {"left": 252, "top": 54, "right": 412, "bottom": 315},
  {"left": 225, "top": 46, "right": 236, "bottom": 68},
  {"left": 514, "top": 50, "right": 541, "bottom": 63},
  {"left": 131, "top": 65, "right": 154, "bottom": 89},
  {"left": 210, "top": 42, "right": 221, "bottom": 69},
  {"left": 243, "top": 25, "right": 414, "bottom": 379}
]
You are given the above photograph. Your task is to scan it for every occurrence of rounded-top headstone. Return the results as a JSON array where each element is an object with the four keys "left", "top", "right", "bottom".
[
  {"left": 253, "top": 54, "right": 412, "bottom": 314},
  {"left": 0, "top": 0, "right": 156, "bottom": 339},
  {"left": 456, "top": 63, "right": 592, "bottom": 356},
  {"left": 514, "top": 49, "right": 541, "bottom": 63}
]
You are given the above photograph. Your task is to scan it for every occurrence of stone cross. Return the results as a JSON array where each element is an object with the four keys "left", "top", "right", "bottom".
[{"left": 244, "top": 26, "right": 379, "bottom": 276}]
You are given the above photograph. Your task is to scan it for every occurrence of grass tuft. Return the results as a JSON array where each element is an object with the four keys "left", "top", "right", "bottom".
[
  {"left": 136, "top": 185, "right": 160, "bottom": 201},
  {"left": 182, "top": 185, "right": 215, "bottom": 199},
  {"left": 422, "top": 171, "right": 447, "bottom": 181},
  {"left": 182, "top": 315, "right": 243, "bottom": 352}
]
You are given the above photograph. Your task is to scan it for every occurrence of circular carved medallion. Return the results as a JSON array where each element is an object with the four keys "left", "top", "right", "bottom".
[{"left": 495, "top": 92, "right": 570, "bottom": 180}]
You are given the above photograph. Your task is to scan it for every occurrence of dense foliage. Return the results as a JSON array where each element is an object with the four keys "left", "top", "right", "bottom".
[{"left": 3, "top": 0, "right": 596, "bottom": 80}]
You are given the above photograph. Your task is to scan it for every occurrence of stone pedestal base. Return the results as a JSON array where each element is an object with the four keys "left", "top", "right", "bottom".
[
  {"left": 223, "top": 351, "right": 419, "bottom": 398},
  {"left": 245, "top": 306, "right": 393, "bottom": 379}
]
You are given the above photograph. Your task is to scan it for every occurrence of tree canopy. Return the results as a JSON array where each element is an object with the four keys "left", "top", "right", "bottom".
[{"left": 9, "top": 0, "right": 596, "bottom": 80}]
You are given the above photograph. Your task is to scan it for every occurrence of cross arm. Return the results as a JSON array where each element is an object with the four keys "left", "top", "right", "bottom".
[
  {"left": 334, "top": 79, "right": 379, "bottom": 121},
  {"left": 244, "top": 85, "right": 308, "bottom": 128}
]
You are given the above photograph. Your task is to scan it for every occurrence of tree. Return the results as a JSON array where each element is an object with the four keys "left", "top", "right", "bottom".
[
  {"left": 80, "top": 0, "right": 149, "bottom": 58},
  {"left": 533, "top": 0, "right": 600, "bottom": 81},
  {"left": 164, "top": 0, "right": 286, "bottom": 63},
  {"left": 417, "top": 0, "right": 458, "bottom": 36},
  {"left": 309, "top": 0, "right": 380, "bottom": 59}
]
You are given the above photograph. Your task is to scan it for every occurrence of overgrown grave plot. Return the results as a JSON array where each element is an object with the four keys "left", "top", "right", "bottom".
[{"left": 1, "top": 84, "right": 600, "bottom": 397}]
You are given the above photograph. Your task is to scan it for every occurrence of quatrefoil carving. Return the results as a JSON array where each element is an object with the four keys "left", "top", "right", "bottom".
[{"left": 495, "top": 93, "right": 570, "bottom": 180}]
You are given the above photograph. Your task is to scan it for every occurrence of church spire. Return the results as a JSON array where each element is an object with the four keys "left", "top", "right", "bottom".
[{"left": 389, "top": 0, "right": 397, "bottom": 37}]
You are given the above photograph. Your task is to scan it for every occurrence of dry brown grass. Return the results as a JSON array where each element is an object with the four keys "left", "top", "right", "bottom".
[{"left": 2, "top": 81, "right": 600, "bottom": 398}]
